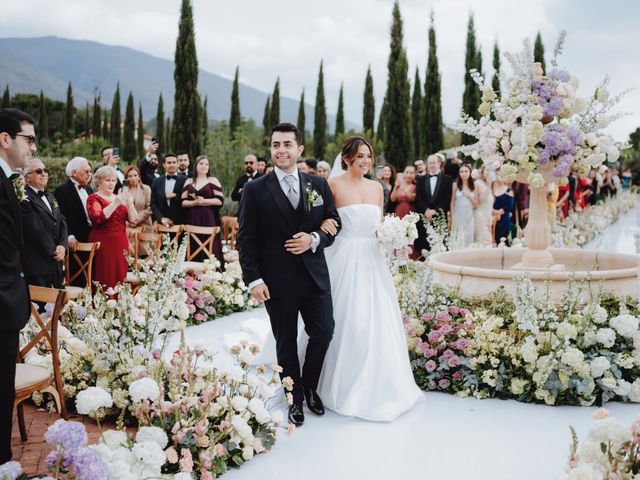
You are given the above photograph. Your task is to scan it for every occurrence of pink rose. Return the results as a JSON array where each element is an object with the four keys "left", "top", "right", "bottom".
[
  {"left": 448, "top": 355, "right": 460, "bottom": 368},
  {"left": 436, "top": 311, "right": 451, "bottom": 322},
  {"left": 214, "top": 443, "right": 226, "bottom": 457},
  {"left": 195, "top": 298, "right": 205, "bottom": 309},
  {"left": 187, "top": 304, "right": 196, "bottom": 314},
  {"left": 438, "top": 379, "right": 451, "bottom": 389},
  {"left": 165, "top": 447, "right": 178, "bottom": 464},
  {"left": 438, "top": 324, "right": 453, "bottom": 335},
  {"left": 428, "top": 331, "right": 441, "bottom": 344},
  {"left": 407, "top": 328, "right": 416, "bottom": 337},
  {"left": 455, "top": 339, "right": 470, "bottom": 350},
  {"left": 442, "top": 349, "right": 454, "bottom": 359},
  {"left": 422, "top": 312, "right": 435, "bottom": 321},
  {"left": 460, "top": 308, "right": 470, "bottom": 317},
  {"left": 452, "top": 371, "right": 462, "bottom": 381},
  {"left": 179, "top": 448, "right": 194, "bottom": 473},
  {"left": 425, "top": 360, "right": 437, "bottom": 372},
  {"left": 402, "top": 315, "right": 409, "bottom": 325},
  {"left": 184, "top": 276, "right": 195, "bottom": 289},
  {"left": 194, "top": 313, "right": 205, "bottom": 323},
  {"left": 448, "top": 306, "right": 460, "bottom": 315}
]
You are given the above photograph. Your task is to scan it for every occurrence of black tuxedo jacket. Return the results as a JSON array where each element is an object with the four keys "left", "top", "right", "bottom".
[
  {"left": 415, "top": 173, "right": 453, "bottom": 215},
  {"left": 139, "top": 158, "right": 158, "bottom": 187},
  {"left": 237, "top": 171, "right": 341, "bottom": 297},
  {"left": 231, "top": 172, "right": 261, "bottom": 202},
  {"left": 53, "top": 179, "right": 93, "bottom": 243},
  {"left": 150, "top": 175, "right": 187, "bottom": 224},
  {"left": 22, "top": 187, "right": 68, "bottom": 277},
  {"left": 0, "top": 170, "right": 30, "bottom": 331}
]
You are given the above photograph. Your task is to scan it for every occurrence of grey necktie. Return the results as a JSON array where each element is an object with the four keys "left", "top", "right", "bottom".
[{"left": 283, "top": 175, "right": 299, "bottom": 208}]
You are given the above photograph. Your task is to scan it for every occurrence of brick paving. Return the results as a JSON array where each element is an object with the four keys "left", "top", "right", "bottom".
[{"left": 10, "top": 403, "right": 117, "bottom": 476}]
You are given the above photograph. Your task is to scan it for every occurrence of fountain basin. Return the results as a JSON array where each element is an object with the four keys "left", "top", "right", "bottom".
[{"left": 429, "top": 248, "right": 640, "bottom": 302}]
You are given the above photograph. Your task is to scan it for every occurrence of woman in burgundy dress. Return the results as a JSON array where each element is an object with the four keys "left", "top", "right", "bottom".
[
  {"left": 389, "top": 165, "right": 416, "bottom": 218},
  {"left": 181, "top": 155, "right": 225, "bottom": 267},
  {"left": 87, "top": 166, "right": 137, "bottom": 290}
]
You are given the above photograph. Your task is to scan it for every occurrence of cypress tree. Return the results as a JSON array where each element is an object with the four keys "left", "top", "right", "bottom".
[
  {"left": 165, "top": 117, "right": 172, "bottom": 153},
  {"left": 534, "top": 31, "right": 546, "bottom": 74},
  {"left": 377, "top": 95, "right": 387, "bottom": 142},
  {"left": 201, "top": 96, "right": 208, "bottom": 149},
  {"left": 492, "top": 41, "right": 501, "bottom": 95},
  {"left": 335, "top": 84, "right": 345, "bottom": 139},
  {"left": 64, "top": 82, "right": 74, "bottom": 139},
  {"left": 229, "top": 66, "right": 241, "bottom": 138},
  {"left": 363, "top": 65, "right": 375, "bottom": 134},
  {"left": 270, "top": 78, "right": 280, "bottom": 131},
  {"left": 262, "top": 96, "right": 271, "bottom": 141},
  {"left": 423, "top": 10, "right": 444, "bottom": 155},
  {"left": 1, "top": 85, "right": 9, "bottom": 108},
  {"left": 123, "top": 92, "right": 137, "bottom": 163},
  {"left": 155, "top": 93, "right": 165, "bottom": 156},
  {"left": 173, "top": 0, "right": 201, "bottom": 160},
  {"left": 476, "top": 49, "right": 483, "bottom": 77},
  {"left": 83, "top": 101, "right": 90, "bottom": 140},
  {"left": 137, "top": 103, "right": 144, "bottom": 157},
  {"left": 313, "top": 60, "right": 327, "bottom": 159},
  {"left": 102, "top": 110, "right": 110, "bottom": 140},
  {"left": 110, "top": 83, "right": 121, "bottom": 147},
  {"left": 297, "top": 89, "right": 306, "bottom": 145},
  {"left": 461, "top": 14, "right": 481, "bottom": 146},
  {"left": 411, "top": 67, "right": 422, "bottom": 159},
  {"left": 383, "top": 2, "right": 412, "bottom": 170},
  {"left": 38, "top": 91, "right": 48, "bottom": 141},
  {"left": 92, "top": 96, "right": 101, "bottom": 140}
]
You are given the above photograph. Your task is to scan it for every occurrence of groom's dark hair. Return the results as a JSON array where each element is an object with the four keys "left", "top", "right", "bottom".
[
  {"left": 0, "top": 108, "right": 35, "bottom": 138},
  {"left": 271, "top": 123, "right": 302, "bottom": 145}
]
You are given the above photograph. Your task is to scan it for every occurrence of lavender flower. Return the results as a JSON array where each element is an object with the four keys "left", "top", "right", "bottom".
[
  {"left": 44, "top": 419, "right": 88, "bottom": 450},
  {"left": 68, "top": 448, "right": 107, "bottom": 480}
]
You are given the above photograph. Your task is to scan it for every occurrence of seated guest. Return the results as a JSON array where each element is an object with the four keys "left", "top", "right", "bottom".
[
  {"left": 122, "top": 165, "right": 152, "bottom": 231},
  {"left": 390, "top": 165, "right": 416, "bottom": 218},
  {"left": 231, "top": 154, "right": 260, "bottom": 203},
  {"left": 87, "top": 166, "right": 137, "bottom": 290},
  {"left": 101, "top": 146, "right": 124, "bottom": 193},
  {"left": 151, "top": 153, "right": 187, "bottom": 226},
  {"left": 181, "top": 155, "right": 225, "bottom": 266},
  {"left": 22, "top": 158, "right": 67, "bottom": 289},
  {"left": 139, "top": 138, "right": 160, "bottom": 187},
  {"left": 316, "top": 160, "right": 331, "bottom": 179}
]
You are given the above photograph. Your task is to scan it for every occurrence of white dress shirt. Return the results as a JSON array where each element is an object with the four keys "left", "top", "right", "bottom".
[
  {"left": 28, "top": 184, "right": 52, "bottom": 212},
  {"left": 68, "top": 178, "right": 91, "bottom": 242},
  {"left": 0, "top": 156, "right": 13, "bottom": 178},
  {"left": 165, "top": 176, "right": 176, "bottom": 206},
  {"left": 429, "top": 173, "right": 438, "bottom": 194}
]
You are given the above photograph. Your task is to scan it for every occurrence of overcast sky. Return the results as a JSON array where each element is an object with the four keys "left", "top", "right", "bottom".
[{"left": 2, "top": 0, "right": 638, "bottom": 141}]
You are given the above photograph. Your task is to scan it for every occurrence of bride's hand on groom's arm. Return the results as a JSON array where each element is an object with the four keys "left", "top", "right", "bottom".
[
  {"left": 320, "top": 218, "right": 339, "bottom": 236},
  {"left": 285, "top": 232, "right": 313, "bottom": 255}
]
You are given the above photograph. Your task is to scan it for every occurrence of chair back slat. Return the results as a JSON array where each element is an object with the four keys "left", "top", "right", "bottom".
[
  {"left": 64, "top": 241, "right": 100, "bottom": 286},
  {"left": 184, "top": 225, "right": 220, "bottom": 261},
  {"left": 153, "top": 224, "right": 183, "bottom": 249}
]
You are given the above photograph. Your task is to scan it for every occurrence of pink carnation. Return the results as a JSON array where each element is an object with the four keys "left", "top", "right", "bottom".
[
  {"left": 438, "top": 379, "right": 451, "bottom": 389},
  {"left": 421, "top": 344, "right": 437, "bottom": 358},
  {"left": 425, "top": 360, "right": 437, "bottom": 372},
  {"left": 448, "top": 355, "right": 460, "bottom": 368},
  {"left": 436, "top": 311, "right": 451, "bottom": 322},
  {"left": 455, "top": 338, "right": 470, "bottom": 350},
  {"left": 438, "top": 324, "right": 453, "bottom": 335},
  {"left": 165, "top": 447, "right": 178, "bottom": 464},
  {"left": 428, "top": 331, "right": 441, "bottom": 344},
  {"left": 442, "top": 349, "right": 454, "bottom": 359},
  {"left": 195, "top": 298, "right": 205, "bottom": 309},
  {"left": 422, "top": 312, "right": 435, "bottom": 321},
  {"left": 452, "top": 371, "right": 462, "bottom": 381}
]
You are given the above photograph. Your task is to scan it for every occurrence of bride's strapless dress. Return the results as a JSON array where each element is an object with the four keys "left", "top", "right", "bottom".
[{"left": 317, "top": 204, "right": 423, "bottom": 421}]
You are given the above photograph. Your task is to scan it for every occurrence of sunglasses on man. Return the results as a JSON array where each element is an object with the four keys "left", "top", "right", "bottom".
[{"left": 27, "top": 168, "right": 48, "bottom": 175}]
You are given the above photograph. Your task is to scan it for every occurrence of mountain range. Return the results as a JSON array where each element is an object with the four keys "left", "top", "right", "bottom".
[{"left": 0, "top": 36, "right": 354, "bottom": 131}]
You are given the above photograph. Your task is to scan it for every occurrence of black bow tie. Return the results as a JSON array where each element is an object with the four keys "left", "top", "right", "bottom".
[
  {"left": 37, "top": 190, "right": 45, "bottom": 197},
  {"left": 166, "top": 175, "right": 177, "bottom": 180},
  {"left": 76, "top": 184, "right": 86, "bottom": 190},
  {"left": 429, "top": 174, "right": 439, "bottom": 178}
]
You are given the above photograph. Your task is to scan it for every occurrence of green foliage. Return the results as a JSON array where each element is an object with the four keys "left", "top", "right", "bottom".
[
  {"left": 123, "top": 92, "right": 137, "bottom": 163},
  {"left": 492, "top": 41, "right": 501, "bottom": 95},
  {"left": 411, "top": 66, "right": 422, "bottom": 160},
  {"left": 313, "top": 60, "right": 327, "bottom": 160},
  {"left": 461, "top": 13, "right": 482, "bottom": 147},
  {"left": 92, "top": 96, "right": 101, "bottom": 141},
  {"left": 137, "top": 103, "right": 144, "bottom": 158},
  {"left": 621, "top": 127, "right": 640, "bottom": 171},
  {"left": 423, "top": 12, "right": 444, "bottom": 156},
  {"left": 110, "top": 83, "right": 121, "bottom": 147},
  {"left": 383, "top": 2, "right": 412, "bottom": 170},
  {"left": 38, "top": 91, "right": 49, "bottom": 142},
  {"left": 64, "top": 82, "right": 74, "bottom": 139},
  {"left": 335, "top": 84, "right": 345, "bottom": 139},
  {"left": 270, "top": 78, "right": 280, "bottom": 131},
  {"left": 155, "top": 93, "right": 165, "bottom": 156},
  {"left": 297, "top": 89, "right": 306, "bottom": 145},
  {"left": 173, "top": 0, "right": 202, "bottom": 160},
  {"left": 165, "top": 117, "right": 173, "bottom": 153},
  {"left": 229, "top": 67, "right": 241, "bottom": 138},
  {"left": 534, "top": 31, "right": 546, "bottom": 74},
  {"left": 377, "top": 95, "right": 387, "bottom": 143},
  {"left": 1, "top": 85, "right": 10, "bottom": 107},
  {"left": 202, "top": 95, "right": 209, "bottom": 150},
  {"left": 102, "top": 110, "right": 109, "bottom": 142},
  {"left": 363, "top": 65, "right": 375, "bottom": 134},
  {"left": 262, "top": 96, "right": 270, "bottom": 144}
]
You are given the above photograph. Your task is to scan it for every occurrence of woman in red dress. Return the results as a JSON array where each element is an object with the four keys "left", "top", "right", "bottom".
[
  {"left": 389, "top": 165, "right": 417, "bottom": 218},
  {"left": 87, "top": 166, "right": 137, "bottom": 290}
]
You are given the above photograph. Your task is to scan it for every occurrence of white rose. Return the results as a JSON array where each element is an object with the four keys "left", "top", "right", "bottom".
[
  {"left": 595, "top": 328, "right": 616, "bottom": 348},
  {"left": 589, "top": 356, "right": 610, "bottom": 378},
  {"left": 610, "top": 314, "right": 639, "bottom": 338},
  {"left": 231, "top": 395, "right": 249, "bottom": 412},
  {"left": 242, "top": 446, "right": 254, "bottom": 460}
]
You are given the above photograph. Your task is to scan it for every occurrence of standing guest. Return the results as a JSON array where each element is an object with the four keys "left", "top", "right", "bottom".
[
  {"left": 139, "top": 138, "right": 160, "bottom": 187},
  {"left": 414, "top": 154, "right": 453, "bottom": 253},
  {"left": 546, "top": 182, "right": 560, "bottom": 226},
  {"left": 297, "top": 160, "right": 311, "bottom": 174},
  {"left": 621, "top": 166, "right": 632, "bottom": 190},
  {"left": 122, "top": 165, "right": 152, "bottom": 231},
  {"left": 611, "top": 168, "right": 621, "bottom": 196},
  {"left": 256, "top": 157, "right": 267, "bottom": 175},
  {"left": 473, "top": 167, "right": 494, "bottom": 246},
  {"left": 0, "top": 108, "right": 36, "bottom": 464},
  {"left": 390, "top": 165, "right": 416, "bottom": 218},
  {"left": 512, "top": 180, "right": 529, "bottom": 233},
  {"left": 264, "top": 163, "right": 274, "bottom": 175},
  {"left": 316, "top": 160, "right": 331, "bottom": 179},
  {"left": 378, "top": 164, "right": 396, "bottom": 214},
  {"left": 22, "top": 158, "right": 67, "bottom": 288},
  {"left": 450, "top": 163, "right": 478, "bottom": 247},
  {"left": 54, "top": 156, "right": 93, "bottom": 252},
  {"left": 177, "top": 151, "right": 191, "bottom": 177},
  {"left": 492, "top": 175, "right": 515, "bottom": 245},
  {"left": 231, "top": 154, "right": 260, "bottom": 203},
  {"left": 101, "top": 146, "right": 124, "bottom": 193},
  {"left": 588, "top": 169, "right": 601, "bottom": 205},
  {"left": 181, "top": 155, "right": 225, "bottom": 266},
  {"left": 577, "top": 173, "right": 593, "bottom": 210},
  {"left": 87, "top": 166, "right": 137, "bottom": 290},
  {"left": 413, "top": 159, "right": 426, "bottom": 176},
  {"left": 444, "top": 151, "right": 462, "bottom": 180},
  {"left": 600, "top": 168, "right": 615, "bottom": 198},
  {"left": 305, "top": 158, "right": 318, "bottom": 175},
  {"left": 151, "top": 153, "right": 187, "bottom": 226}
]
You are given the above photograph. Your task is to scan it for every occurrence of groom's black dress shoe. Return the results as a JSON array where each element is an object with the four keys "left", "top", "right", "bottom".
[
  {"left": 288, "top": 403, "right": 305, "bottom": 426},
  {"left": 304, "top": 388, "right": 325, "bottom": 416}
]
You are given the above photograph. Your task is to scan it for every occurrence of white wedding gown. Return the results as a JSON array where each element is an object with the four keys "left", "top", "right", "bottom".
[
  {"left": 452, "top": 189, "right": 475, "bottom": 247},
  {"left": 317, "top": 204, "right": 423, "bottom": 421}
]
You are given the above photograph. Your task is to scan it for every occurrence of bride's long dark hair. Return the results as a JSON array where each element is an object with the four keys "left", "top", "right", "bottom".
[{"left": 340, "top": 136, "right": 374, "bottom": 170}]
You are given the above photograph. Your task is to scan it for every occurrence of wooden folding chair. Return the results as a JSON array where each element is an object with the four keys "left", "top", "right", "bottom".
[
  {"left": 126, "top": 232, "right": 163, "bottom": 292},
  {"left": 221, "top": 216, "right": 239, "bottom": 249},
  {"left": 64, "top": 241, "right": 100, "bottom": 300},
  {"left": 182, "top": 225, "right": 221, "bottom": 272},
  {"left": 153, "top": 223, "right": 183, "bottom": 249},
  {"left": 15, "top": 286, "right": 68, "bottom": 441}
]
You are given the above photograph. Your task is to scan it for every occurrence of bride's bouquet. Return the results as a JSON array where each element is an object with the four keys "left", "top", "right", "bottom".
[{"left": 375, "top": 212, "right": 420, "bottom": 270}]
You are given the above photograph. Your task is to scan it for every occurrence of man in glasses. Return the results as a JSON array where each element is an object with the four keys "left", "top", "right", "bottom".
[
  {"left": 0, "top": 108, "right": 36, "bottom": 464},
  {"left": 22, "top": 158, "right": 68, "bottom": 290},
  {"left": 231, "top": 154, "right": 260, "bottom": 207}
]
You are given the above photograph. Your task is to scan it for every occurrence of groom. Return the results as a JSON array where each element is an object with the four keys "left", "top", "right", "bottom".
[{"left": 238, "top": 123, "right": 340, "bottom": 426}]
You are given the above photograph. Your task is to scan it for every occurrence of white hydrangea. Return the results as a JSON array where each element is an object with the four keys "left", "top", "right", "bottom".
[
  {"left": 593, "top": 305, "right": 608, "bottom": 324},
  {"left": 556, "top": 322, "right": 578, "bottom": 340},
  {"left": 130, "top": 441, "right": 165, "bottom": 477},
  {"left": 520, "top": 337, "right": 539, "bottom": 364},
  {"left": 129, "top": 377, "right": 160, "bottom": 404},
  {"left": 75, "top": 386, "right": 113, "bottom": 415},
  {"left": 560, "top": 347, "right": 584, "bottom": 369},
  {"left": 614, "top": 379, "right": 631, "bottom": 397},
  {"left": 629, "top": 379, "right": 640, "bottom": 402},
  {"left": 582, "top": 330, "right": 597, "bottom": 348},
  {"left": 595, "top": 328, "right": 616, "bottom": 348},
  {"left": 135, "top": 426, "right": 168, "bottom": 449},
  {"left": 101, "top": 430, "right": 129, "bottom": 449},
  {"left": 589, "top": 356, "right": 610, "bottom": 378},
  {"left": 610, "top": 314, "right": 639, "bottom": 339}
]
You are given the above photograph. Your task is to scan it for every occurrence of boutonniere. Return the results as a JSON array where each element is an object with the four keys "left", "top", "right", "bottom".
[
  {"left": 305, "top": 182, "right": 319, "bottom": 213},
  {"left": 11, "top": 175, "right": 27, "bottom": 203},
  {"left": 51, "top": 198, "right": 59, "bottom": 210}
]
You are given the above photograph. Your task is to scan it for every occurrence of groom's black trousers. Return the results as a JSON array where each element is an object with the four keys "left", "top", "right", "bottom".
[{"left": 265, "top": 264, "right": 334, "bottom": 405}]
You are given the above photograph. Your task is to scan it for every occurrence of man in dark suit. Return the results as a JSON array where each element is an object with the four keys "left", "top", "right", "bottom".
[
  {"left": 231, "top": 154, "right": 260, "bottom": 204},
  {"left": 177, "top": 151, "right": 192, "bottom": 178},
  {"left": 238, "top": 123, "right": 340, "bottom": 427},
  {"left": 139, "top": 138, "right": 160, "bottom": 187},
  {"left": 415, "top": 154, "right": 453, "bottom": 254},
  {"left": 22, "top": 158, "right": 68, "bottom": 289},
  {"left": 0, "top": 108, "right": 36, "bottom": 464},
  {"left": 150, "top": 153, "right": 187, "bottom": 225}
]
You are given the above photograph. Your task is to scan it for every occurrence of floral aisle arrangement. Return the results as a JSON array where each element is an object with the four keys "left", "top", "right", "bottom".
[
  {"left": 562, "top": 409, "right": 640, "bottom": 479},
  {"left": 398, "top": 262, "right": 640, "bottom": 406},
  {"left": 375, "top": 212, "right": 420, "bottom": 270}
]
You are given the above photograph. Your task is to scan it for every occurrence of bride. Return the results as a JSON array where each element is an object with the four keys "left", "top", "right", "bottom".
[{"left": 317, "top": 136, "right": 423, "bottom": 421}]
